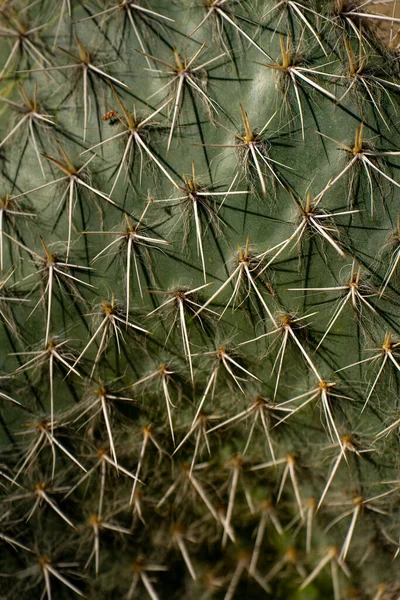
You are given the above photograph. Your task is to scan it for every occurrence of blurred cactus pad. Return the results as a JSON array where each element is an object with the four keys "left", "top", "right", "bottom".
[{"left": 2, "top": 1, "right": 400, "bottom": 599}]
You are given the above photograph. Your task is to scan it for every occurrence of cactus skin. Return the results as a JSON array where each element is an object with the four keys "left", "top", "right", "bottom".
[{"left": 1, "top": 1, "right": 400, "bottom": 598}]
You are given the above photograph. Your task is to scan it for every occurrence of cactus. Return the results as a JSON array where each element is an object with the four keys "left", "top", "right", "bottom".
[{"left": 1, "top": 1, "right": 400, "bottom": 598}]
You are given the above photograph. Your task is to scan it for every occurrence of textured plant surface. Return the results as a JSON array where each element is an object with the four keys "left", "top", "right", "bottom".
[{"left": 1, "top": 1, "right": 400, "bottom": 599}]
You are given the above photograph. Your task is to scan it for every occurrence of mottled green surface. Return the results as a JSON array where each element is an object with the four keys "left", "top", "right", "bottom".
[{"left": 1, "top": 1, "right": 400, "bottom": 599}]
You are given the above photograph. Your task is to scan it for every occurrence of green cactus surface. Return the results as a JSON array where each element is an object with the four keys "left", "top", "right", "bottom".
[{"left": 1, "top": 1, "right": 400, "bottom": 599}]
